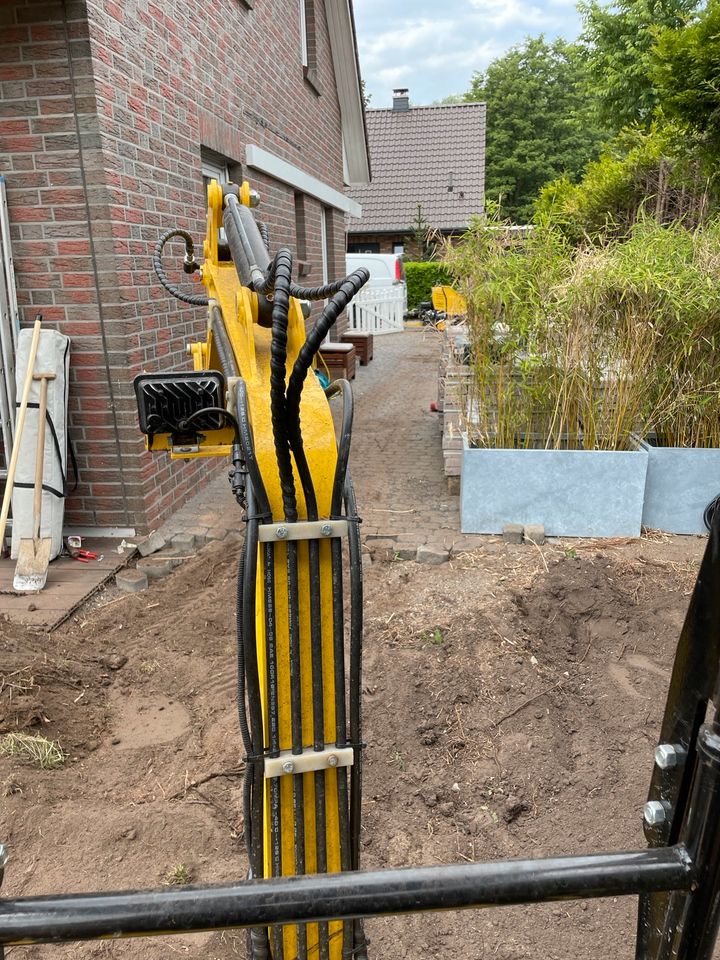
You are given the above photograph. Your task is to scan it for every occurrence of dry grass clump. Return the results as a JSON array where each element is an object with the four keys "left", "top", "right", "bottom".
[{"left": 0, "top": 732, "right": 66, "bottom": 769}]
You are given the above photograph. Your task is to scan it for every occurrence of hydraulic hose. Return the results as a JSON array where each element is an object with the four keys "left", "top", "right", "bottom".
[
  {"left": 344, "top": 470, "right": 368, "bottom": 960},
  {"left": 267, "top": 248, "right": 298, "bottom": 522},
  {"left": 210, "top": 305, "right": 240, "bottom": 380},
  {"left": 325, "top": 379, "right": 355, "bottom": 958},
  {"left": 152, "top": 229, "right": 209, "bottom": 306},
  {"left": 283, "top": 270, "right": 369, "bottom": 521},
  {"left": 286, "top": 269, "right": 369, "bottom": 419}
]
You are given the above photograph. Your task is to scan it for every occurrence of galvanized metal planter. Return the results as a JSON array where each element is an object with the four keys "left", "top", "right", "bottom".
[
  {"left": 460, "top": 435, "right": 649, "bottom": 537},
  {"left": 640, "top": 441, "right": 720, "bottom": 535}
]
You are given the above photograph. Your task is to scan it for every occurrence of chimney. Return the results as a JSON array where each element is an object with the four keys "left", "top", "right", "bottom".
[{"left": 392, "top": 88, "right": 410, "bottom": 112}]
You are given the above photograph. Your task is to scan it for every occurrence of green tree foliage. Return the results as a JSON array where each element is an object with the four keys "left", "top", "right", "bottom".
[
  {"left": 652, "top": 0, "right": 720, "bottom": 158},
  {"left": 579, "top": 0, "right": 699, "bottom": 132},
  {"left": 534, "top": 122, "right": 711, "bottom": 240},
  {"left": 466, "top": 37, "right": 603, "bottom": 224}
]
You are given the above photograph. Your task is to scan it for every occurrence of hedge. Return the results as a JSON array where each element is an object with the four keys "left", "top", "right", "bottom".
[{"left": 405, "top": 261, "right": 452, "bottom": 311}]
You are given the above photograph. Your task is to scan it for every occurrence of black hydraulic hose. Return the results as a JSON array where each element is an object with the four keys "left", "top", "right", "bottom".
[
  {"left": 325, "top": 380, "right": 355, "bottom": 958},
  {"left": 284, "top": 273, "right": 369, "bottom": 524},
  {"left": 287, "top": 536, "right": 308, "bottom": 960},
  {"left": 235, "top": 551, "right": 252, "bottom": 758},
  {"left": 242, "top": 490, "right": 265, "bottom": 874},
  {"left": 235, "top": 380, "right": 271, "bottom": 519},
  {"left": 235, "top": 383, "right": 272, "bottom": 920},
  {"left": 263, "top": 539, "right": 285, "bottom": 960},
  {"left": 288, "top": 269, "right": 370, "bottom": 400},
  {"left": 256, "top": 220, "right": 270, "bottom": 253},
  {"left": 152, "top": 229, "right": 209, "bottom": 306},
  {"left": 267, "top": 248, "right": 298, "bottom": 522},
  {"left": 327, "top": 380, "right": 354, "bottom": 519},
  {"left": 211, "top": 305, "right": 240, "bottom": 380},
  {"left": 344, "top": 470, "right": 368, "bottom": 959},
  {"left": 344, "top": 471, "right": 363, "bottom": 873},
  {"left": 331, "top": 531, "right": 352, "bottom": 960},
  {"left": 177, "top": 407, "right": 238, "bottom": 434}
]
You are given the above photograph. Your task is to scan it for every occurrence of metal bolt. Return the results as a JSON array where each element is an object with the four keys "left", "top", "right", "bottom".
[
  {"left": 276, "top": 526, "right": 289, "bottom": 539},
  {"left": 186, "top": 344, "right": 192, "bottom": 356},
  {"left": 0, "top": 842, "right": 8, "bottom": 884},
  {"left": 282, "top": 761, "right": 295, "bottom": 774},
  {"left": 248, "top": 189, "right": 261, "bottom": 208},
  {"left": 327, "top": 754, "right": 338, "bottom": 768},
  {"left": 655, "top": 743, "right": 686, "bottom": 770},
  {"left": 644, "top": 800, "right": 670, "bottom": 826},
  {"left": 320, "top": 524, "right": 333, "bottom": 537}
]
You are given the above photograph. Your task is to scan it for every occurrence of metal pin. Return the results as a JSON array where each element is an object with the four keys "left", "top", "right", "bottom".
[
  {"left": 276, "top": 526, "right": 289, "bottom": 539},
  {"left": 282, "top": 760, "right": 295, "bottom": 774},
  {"left": 321, "top": 524, "right": 332, "bottom": 537}
]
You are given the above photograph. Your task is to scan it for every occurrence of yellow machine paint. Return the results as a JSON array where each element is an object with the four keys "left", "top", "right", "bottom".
[{"left": 184, "top": 180, "right": 345, "bottom": 958}]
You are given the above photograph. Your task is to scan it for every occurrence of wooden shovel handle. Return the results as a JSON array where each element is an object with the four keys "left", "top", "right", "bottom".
[
  {"left": 0, "top": 315, "right": 43, "bottom": 550},
  {"left": 31, "top": 373, "right": 55, "bottom": 545}
]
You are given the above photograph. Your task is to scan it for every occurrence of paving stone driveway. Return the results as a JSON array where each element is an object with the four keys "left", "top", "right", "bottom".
[{"left": 154, "top": 329, "right": 476, "bottom": 552}]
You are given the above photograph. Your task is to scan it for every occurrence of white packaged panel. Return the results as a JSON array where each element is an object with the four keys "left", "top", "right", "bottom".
[{"left": 11, "top": 329, "right": 70, "bottom": 561}]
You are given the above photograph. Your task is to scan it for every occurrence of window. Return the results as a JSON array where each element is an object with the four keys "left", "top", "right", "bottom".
[
  {"left": 294, "top": 192, "right": 310, "bottom": 277},
  {"left": 299, "top": 0, "right": 308, "bottom": 68},
  {"left": 201, "top": 148, "right": 230, "bottom": 195},
  {"left": 320, "top": 206, "right": 329, "bottom": 286},
  {"left": 393, "top": 243, "right": 405, "bottom": 255},
  {"left": 299, "top": 0, "right": 321, "bottom": 94},
  {"left": 347, "top": 242, "right": 380, "bottom": 254}
]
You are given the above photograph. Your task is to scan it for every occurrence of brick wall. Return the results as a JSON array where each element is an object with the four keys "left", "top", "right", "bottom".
[{"left": 1, "top": 0, "right": 351, "bottom": 533}]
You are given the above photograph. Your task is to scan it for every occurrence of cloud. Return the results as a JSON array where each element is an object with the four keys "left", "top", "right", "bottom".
[{"left": 354, "top": 0, "right": 582, "bottom": 106}]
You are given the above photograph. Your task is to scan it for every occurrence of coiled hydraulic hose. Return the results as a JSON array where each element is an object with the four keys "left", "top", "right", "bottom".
[{"left": 152, "top": 229, "right": 209, "bottom": 306}]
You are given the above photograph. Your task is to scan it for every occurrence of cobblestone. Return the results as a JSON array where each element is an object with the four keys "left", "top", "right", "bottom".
[
  {"left": 116, "top": 568, "right": 148, "bottom": 593},
  {"left": 150, "top": 330, "right": 489, "bottom": 552}
]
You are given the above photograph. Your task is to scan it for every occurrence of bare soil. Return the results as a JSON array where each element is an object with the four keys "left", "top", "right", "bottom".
[{"left": 0, "top": 532, "right": 707, "bottom": 960}]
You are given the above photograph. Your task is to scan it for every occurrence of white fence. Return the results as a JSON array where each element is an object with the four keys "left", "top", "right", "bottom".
[{"left": 347, "top": 284, "right": 405, "bottom": 334}]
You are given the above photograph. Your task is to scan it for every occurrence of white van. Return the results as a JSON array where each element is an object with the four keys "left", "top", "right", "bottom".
[{"left": 346, "top": 253, "right": 407, "bottom": 312}]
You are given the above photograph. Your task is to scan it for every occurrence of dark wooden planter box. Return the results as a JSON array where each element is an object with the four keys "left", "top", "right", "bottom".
[
  {"left": 319, "top": 343, "right": 356, "bottom": 381},
  {"left": 341, "top": 331, "right": 373, "bottom": 365}
]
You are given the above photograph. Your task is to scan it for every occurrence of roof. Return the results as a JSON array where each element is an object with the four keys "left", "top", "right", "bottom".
[
  {"left": 326, "top": 0, "right": 370, "bottom": 185},
  {"left": 346, "top": 102, "right": 486, "bottom": 232}
]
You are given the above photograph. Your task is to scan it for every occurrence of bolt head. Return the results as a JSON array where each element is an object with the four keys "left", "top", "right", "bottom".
[
  {"left": 321, "top": 524, "right": 332, "bottom": 537},
  {"left": 644, "top": 800, "right": 669, "bottom": 826},
  {"left": 276, "top": 526, "right": 288, "bottom": 539},
  {"left": 0, "top": 843, "right": 8, "bottom": 871},
  {"left": 655, "top": 743, "right": 685, "bottom": 769},
  {"left": 327, "top": 754, "right": 338, "bottom": 767},
  {"left": 248, "top": 189, "right": 261, "bottom": 208},
  {"left": 282, "top": 761, "right": 295, "bottom": 774}
]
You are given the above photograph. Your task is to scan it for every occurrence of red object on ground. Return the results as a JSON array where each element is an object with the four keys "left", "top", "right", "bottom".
[{"left": 430, "top": 402, "right": 438, "bottom": 412}]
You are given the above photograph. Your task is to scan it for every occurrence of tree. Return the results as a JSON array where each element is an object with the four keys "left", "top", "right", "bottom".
[
  {"left": 653, "top": 0, "right": 720, "bottom": 158},
  {"left": 579, "top": 0, "right": 700, "bottom": 132},
  {"left": 466, "top": 37, "right": 603, "bottom": 223},
  {"left": 410, "top": 204, "right": 433, "bottom": 260}
]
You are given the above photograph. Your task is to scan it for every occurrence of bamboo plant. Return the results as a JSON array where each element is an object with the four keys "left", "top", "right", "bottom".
[{"left": 444, "top": 215, "right": 720, "bottom": 451}]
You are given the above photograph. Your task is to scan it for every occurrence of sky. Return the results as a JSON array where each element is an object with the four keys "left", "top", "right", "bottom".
[{"left": 353, "top": 0, "right": 583, "bottom": 108}]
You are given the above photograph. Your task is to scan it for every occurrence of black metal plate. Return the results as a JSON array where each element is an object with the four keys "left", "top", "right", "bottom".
[{"left": 134, "top": 371, "right": 226, "bottom": 436}]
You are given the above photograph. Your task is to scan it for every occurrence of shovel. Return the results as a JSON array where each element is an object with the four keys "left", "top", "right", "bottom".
[
  {"left": 13, "top": 371, "right": 56, "bottom": 592},
  {"left": 0, "top": 314, "right": 43, "bottom": 555}
]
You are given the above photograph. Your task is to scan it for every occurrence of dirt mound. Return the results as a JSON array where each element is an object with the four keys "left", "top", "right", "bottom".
[{"left": 0, "top": 536, "right": 704, "bottom": 959}]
